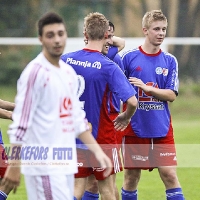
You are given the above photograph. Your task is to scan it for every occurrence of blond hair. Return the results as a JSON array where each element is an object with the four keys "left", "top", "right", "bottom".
[
  {"left": 142, "top": 10, "right": 167, "bottom": 29},
  {"left": 84, "top": 12, "right": 109, "bottom": 40}
]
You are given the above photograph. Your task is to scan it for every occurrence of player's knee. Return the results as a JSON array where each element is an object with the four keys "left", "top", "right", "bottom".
[
  {"left": 124, "top": 170, "right": 140, "bottom": 185},
  {"left": 99, "top": 186, "right": 115, "bottom": 199},
  {"left": 74, "top": 180, "right": 86, "bottom": 199},
  {"left": 160, "top": 168, "right": 179, "bottom": 186},
  {"left": 86, "top": 181, "right": 99, "bottom": 193}
]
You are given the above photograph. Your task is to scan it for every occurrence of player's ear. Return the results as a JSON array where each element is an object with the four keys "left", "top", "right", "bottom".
[
  {"left": 142, "top": 27, "right": 148, "bottom": 35},
  {"left": 84, "top": 32, "right": 89, "bottom": 40},
  {"left": 83, "top": 28, "right": 89, "bottom": 40},
  {"left": 104, "top": 31, "right": 108, "bottom": 39}
]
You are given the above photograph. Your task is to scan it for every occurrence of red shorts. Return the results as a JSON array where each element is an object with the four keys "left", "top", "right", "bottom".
[
  {"left": 0, "top": 144, "right": 8, "bottom": 178},
  {"left": 109, "top": 113, "right": 124, "bottom": 147},
  {"left": 75, "top": 147, "right": 123, "bottom": 180},
  {"left": 122, "top": 133, "right": 177, "bottom": 170}
]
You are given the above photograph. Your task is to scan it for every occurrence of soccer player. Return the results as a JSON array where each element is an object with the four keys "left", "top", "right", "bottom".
[
  {"left": 1, "top": 12, "right": 112, "bottom": 200},
  {"left": 121, "top": 10, "right": 185, "bottom": 200},
  {"left": 0, "top": 99, "right": 14, "bottom": 200},
  {"left": 82, "top": 21, "right": 125, "bottom": 200},
  {"left": 61, "top": 12, "right": 137, "bottom": 200}
]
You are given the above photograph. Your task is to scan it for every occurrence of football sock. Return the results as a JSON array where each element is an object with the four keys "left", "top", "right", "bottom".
[
  {"left": 0, "top": 191, "right": 7, "bottom": 200},
  {"left": 121, "top": 188, "right": 137, "bottom": 200},
  {"left": 166, "top": 188, "right": 185, "bottom": 200},
  {"left": 82, "top": 191, "right": 99, "bottom": 200}
]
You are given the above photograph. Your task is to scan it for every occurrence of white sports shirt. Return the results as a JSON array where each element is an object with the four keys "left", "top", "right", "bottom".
[{"left": 8, "top": 52, "right": 89, "bottom": 176}]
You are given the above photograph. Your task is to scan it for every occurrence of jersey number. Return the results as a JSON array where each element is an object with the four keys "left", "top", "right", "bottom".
[
  {"left": 77, "top": 75, "right": 85, "bottom": 109},
  {"left": 138, "top": 82, "right": 159, "bottom": 102}
]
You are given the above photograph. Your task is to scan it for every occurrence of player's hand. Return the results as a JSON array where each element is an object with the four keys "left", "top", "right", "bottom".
[
  {"left": 1, "top": 165, "right": 21, "bottom": 194},
  {"left": 113, "top": 112, "right": 130, "bottom": 131},
  {"left": 129, "top": 77, "right": 150, "bottom": 93},
  {"left": 94, "top": 151, "right": 113, "bottom": 178}
]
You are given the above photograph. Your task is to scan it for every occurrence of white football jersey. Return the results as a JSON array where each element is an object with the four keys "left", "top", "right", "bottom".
[{"left": 8, "top": 52, "right": 88, "bottom": 175}]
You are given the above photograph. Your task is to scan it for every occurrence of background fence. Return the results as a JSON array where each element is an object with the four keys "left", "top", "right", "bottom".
[{"left": 1, "top": 37, "right": 200, "bottom": 85}]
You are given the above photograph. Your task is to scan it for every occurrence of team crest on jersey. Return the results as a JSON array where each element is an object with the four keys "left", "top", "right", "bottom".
[
  {"left": 155, "top": 67, "right": 163, "bottom": 74},
  {"left": 60, "top": 97, "right": 72, "bottom": 116},
  {"left": 155, "top": 67, "right": 168, "bottom": 76}
]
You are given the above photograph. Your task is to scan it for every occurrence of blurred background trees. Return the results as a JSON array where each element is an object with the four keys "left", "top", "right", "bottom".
[{"left": 0, "top": 0, "right": 200, "bottom": 85}]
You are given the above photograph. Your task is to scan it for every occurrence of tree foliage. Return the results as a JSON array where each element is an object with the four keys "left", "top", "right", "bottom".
[{"left": 0, "top": 0, "right": 200, "bottom": 85}]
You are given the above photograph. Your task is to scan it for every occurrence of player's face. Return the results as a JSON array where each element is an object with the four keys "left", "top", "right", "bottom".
[
  {"left": 102, "top": 26, "right": 114, "bottom": 55},
  {"left": 143, "top": 20, "right": 167, "bottom": 46},
  {"left": 39, "top": 23, "right": 67, "bottom": 59}
]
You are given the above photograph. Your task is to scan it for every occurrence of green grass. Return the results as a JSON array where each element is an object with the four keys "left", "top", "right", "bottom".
[{"left": 1, "top": 84, "right": 200, "bottom": 199}]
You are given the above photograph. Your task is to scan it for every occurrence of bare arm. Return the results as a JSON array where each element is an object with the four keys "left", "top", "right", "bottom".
[
  {"left": 0, "top": 99, "right": 15, "bottom": 111},
  {"left": 1, "top": 144, "right": 21, "bottom": 194},
  {"left": 0, "top": 108, "right": 12, "bottom": 120},
  {"left": 113, "top": 95, "right": 138, "bottom": 131},
  {"left": 112, "top": 36, "right": 125, "bottom": 52},
  {"left": 129, "top": 77, "right": 177, "bottom": 102}
]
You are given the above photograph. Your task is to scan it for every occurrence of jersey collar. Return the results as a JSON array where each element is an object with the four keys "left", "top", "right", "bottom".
[{"left": 139, "top": 46, "right": 161, "bottom": 56}]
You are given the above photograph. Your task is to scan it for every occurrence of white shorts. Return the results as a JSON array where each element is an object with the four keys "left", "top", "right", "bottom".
[{"left": 24, "top": 174, "right": 74, "bottom": 200}]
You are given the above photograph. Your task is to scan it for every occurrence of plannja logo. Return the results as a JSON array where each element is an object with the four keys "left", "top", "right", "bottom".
[
  {"left": 92, "top": 61, "right": 101, "bottom": 69},
  {"left": 66, "top": 58, "right": 91, "bottom": 68}
]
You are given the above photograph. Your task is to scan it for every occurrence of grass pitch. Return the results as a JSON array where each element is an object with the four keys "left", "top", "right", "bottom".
[{"left": 1, "top": 85, "right": 200, "bottom": 199}]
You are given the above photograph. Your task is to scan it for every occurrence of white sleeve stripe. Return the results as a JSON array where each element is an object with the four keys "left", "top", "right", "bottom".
[{"left": 15, "top": 64, "right": 42, "bottom": 141}]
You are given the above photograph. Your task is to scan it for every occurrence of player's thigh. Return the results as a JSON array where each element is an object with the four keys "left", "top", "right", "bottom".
[
  {"left": 85, "top": 174, "right": 99, "bottom": 193},
  {"left": 98, "top": 174, "right": 115, "bottom": 195},
  {"left": 24, "top": 174, "right": 74, "bottom": 200}
]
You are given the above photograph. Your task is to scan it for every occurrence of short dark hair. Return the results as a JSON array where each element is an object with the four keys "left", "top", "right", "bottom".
[
  {"left": 37, "top": 12, "right": 65, "bottom": 36},
  {"left": 109, "top": 21, "right": 115, "bottom": 31}
]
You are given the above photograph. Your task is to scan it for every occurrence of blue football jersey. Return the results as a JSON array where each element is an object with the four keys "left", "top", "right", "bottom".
[
  {"left": 61, "top": 49, "right": 136, "bottom": 148},
  {"left": 122, "top": 46, "right": 179, "bottom": 138},
  {"left": 0, "top": 130, "right": 3, "bottom": 144},
  {"left": 106, "top": 46, "right": 118, "bottom": 60},
  {"left": 107, "top": 54, "right": 125, "bottom": 114}
]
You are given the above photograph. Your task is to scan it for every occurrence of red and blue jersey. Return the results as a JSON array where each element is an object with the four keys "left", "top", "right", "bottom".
[
  {"left": 106, "top": 53, "right": 125, "bottom": 114},
  {"left": 61, "top": 49, "right": 136, "bottom": 148},
  {"left": 122, "top": 46, "right": 179, "bottom": 138}
]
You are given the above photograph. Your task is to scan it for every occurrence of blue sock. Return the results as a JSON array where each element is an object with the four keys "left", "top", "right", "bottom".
[
  {"left": 121, "top": 188, "right": 137, "bottom": 200},
  {"left": 82, "top": 191, "right": 99, "bottom": 200},
  {"left": 166, "top": 188, "right": 185, "bottom": 200},
  {"left": 0, "top": 191, "right": 7, "bottom": 200}
]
